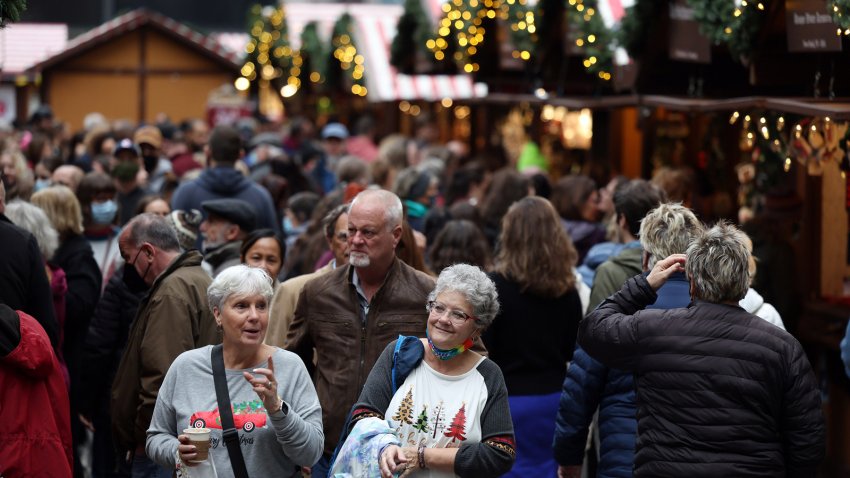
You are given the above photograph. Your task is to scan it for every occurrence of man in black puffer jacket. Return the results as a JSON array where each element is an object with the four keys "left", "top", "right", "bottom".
[{"left": 579, "top": 222, "right": 824, "bottom": 477}]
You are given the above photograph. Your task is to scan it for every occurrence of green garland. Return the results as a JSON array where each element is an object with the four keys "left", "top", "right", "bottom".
[
  {"left": 391, "top": 0, "right": 435, "bottom": 74},
  {"left": 427, "top": 0, "right": 536, "bottom": 72},
  {"left": 327, "top": 13, "right": 367, "bottom": 96},
  {"left": 242, "top": 4, "right": 294, "bottom": 87},
  {"left": 619, "top": 0, "right": 663, "bottom": 59},
  {"left": 0, "top": 0, "right": 26, "bottom": 28},
  {"left": 828, "top": 0, "right": 850, "bottom": 31},
  {"left": 686, "top": 0, "right": 764, "bottom": 62},
  {"left": 299, "top": 22, "right": 326, "bottom": 86},
  {"left": 566, "top": 0, "right": 614, "bottom": 80}
]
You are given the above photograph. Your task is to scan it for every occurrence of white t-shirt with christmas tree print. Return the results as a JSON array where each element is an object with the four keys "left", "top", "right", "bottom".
[{"left": 385, "top": 355, "right": 488, "bottom": 478}]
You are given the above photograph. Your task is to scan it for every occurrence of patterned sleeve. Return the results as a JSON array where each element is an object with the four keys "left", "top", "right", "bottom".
[{"left": 454, "top": 359, "right": 516, "bottom": 477}]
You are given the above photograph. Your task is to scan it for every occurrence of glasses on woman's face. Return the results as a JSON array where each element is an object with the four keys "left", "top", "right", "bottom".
[{"left": 427, "top": 300, "right": 477, "bottom": 326}]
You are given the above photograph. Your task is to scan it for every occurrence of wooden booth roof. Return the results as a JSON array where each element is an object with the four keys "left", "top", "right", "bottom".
[{"left": 27, "top": 8, "right": 241, "bottom": 73}]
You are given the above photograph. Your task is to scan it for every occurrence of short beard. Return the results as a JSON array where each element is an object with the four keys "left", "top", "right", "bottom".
[{"left": 349, "top": 252, "right": 370, "bottom": 268}]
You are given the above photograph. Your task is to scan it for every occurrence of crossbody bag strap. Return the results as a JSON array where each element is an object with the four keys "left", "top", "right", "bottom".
[{"left": 211, "top": 344, "right": 250, "bottom": 478}]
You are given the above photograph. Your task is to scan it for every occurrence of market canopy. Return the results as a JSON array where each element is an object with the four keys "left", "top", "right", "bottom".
[
  {"left": 0, "top": 23, "right": 67, "bottom": 80},
  {"left": 215, "top": 2, "right": 487, "bottom": 103}
]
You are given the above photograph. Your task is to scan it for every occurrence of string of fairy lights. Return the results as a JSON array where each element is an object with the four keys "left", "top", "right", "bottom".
[
  {"left": 235, "top": 4, "right": 365, "bottom": 98},
  {"left": 729, "top": 110, "right": 850, "bottom": 176},
  {"left": 426, "top": 0, "right": 536, "bottom": 73}
]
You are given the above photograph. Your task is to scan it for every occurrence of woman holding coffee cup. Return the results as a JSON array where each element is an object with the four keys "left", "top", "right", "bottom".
[{"left": 145, "top": 265, "right": 324, "bottom": 476}]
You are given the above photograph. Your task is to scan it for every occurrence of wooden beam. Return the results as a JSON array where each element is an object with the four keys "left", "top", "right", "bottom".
[
  {"left": 820, "top": 160, "right": 848, "bottom": 296},
  {"left": 45, "top": 66, "right": 229, "bottom": 75},
  {"left": 139, "top": 28, "right": 146, "bottom": 123}
]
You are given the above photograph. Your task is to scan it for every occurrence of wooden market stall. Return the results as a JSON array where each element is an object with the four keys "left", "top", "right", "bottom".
[{"left": 26, "top": 9, "right": 242, "bottom": 130}]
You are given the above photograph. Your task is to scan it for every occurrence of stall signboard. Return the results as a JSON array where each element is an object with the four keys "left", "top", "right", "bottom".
[
  {"left": 668, "top": 0, "right": 711, "bottom": 63},
  {"left": 786, "top": 0, "right": 842, "bottom": 52},
  {"left": 206, "top": 84, "right": 254, "bottom": 126}
]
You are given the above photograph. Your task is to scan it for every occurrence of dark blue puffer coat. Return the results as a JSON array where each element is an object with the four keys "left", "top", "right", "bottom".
[{"left": 553, "top": 273, "right": 690, "bottom": 477}]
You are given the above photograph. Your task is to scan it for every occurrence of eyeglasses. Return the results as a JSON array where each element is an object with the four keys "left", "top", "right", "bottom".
[{"left": 427, "top": 300, "right": 477, "bottom": 326}]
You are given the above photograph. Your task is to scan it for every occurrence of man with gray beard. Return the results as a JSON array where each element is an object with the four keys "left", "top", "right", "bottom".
[{"left": 286, "top": 189, "right": 435, "bottom": 477}]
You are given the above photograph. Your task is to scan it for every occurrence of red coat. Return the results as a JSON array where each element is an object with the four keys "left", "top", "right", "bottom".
[{"left": 0, "top": 309, "right": 73, "bottom": 477}]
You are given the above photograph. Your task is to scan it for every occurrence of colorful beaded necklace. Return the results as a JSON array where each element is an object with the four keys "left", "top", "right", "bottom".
[{"left": 426, "top": 329, "right": 474, "bottom": 361}]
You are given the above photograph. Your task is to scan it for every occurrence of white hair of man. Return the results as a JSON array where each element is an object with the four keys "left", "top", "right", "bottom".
[
  {"left": 639, "top": 202, "right": 704, "bottom": 269},
  {"left": 685, "top": 221, "right": 750, "bottom": 303},
  {"left": 350, "top": 187, "right": 403, "bottom": 230}
]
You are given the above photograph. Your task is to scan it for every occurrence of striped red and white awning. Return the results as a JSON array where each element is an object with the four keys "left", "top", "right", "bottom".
[{"left": 215, "top": 2, "right": 486, "bottom": 103}]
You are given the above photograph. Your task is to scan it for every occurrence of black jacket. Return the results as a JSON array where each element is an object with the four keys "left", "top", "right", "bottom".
[
  {"left": 0, "top": 214, "right": 58, "bottom": 348},
  {"left": 483, "top": 272, "right": 582, "bottom": 395},
  {"left": 579, "top": 275, "right": 825, "bottom": 477},
  {"left": 77, "top": 264, "right": 143, "bottom": 418},
  {"left": 51, "top": 234, "right": 102, "bottom": 409}
]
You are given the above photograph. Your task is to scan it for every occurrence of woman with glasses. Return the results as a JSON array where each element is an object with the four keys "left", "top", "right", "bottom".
[
  {"left": 483, "top": 196, "right": 583, "bottom": 477},
  {"left": 332, "top": 263, "right": 515, "bottom": 478}
]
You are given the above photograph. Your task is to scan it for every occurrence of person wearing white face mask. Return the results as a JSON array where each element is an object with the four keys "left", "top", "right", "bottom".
[{"left": 78, "top": 171, "right": 122, "bottom": 285}]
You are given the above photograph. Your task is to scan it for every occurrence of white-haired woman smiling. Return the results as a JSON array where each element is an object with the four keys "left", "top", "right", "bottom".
[
  {"left": 146, "top": 265, "right": 323, "bottom": 476},
  {"left": 332, "top": 264, "right": 516, "bottom": 478}
]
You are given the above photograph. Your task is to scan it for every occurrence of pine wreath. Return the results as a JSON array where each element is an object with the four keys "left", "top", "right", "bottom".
[
  {"left": 326, "top": 13, "right": 367, "bottom": 96},
  {"left": 428, "top": 0, "right": 537, "bottom": 73},
  {"left": 0, "top": 0, "right": 26, "bottom": 28},
  {"left": 566, "top": 0, "right": 614, "bottom": 81},
  {"left": 619, "top": 0, "right": 664, "bottom": 59},
  {"left": 391, "top": 0, "right": 435, "bottom": 74},
  {"left": 242, "top": 4, "right": 295, "bottom": 89},
  {"left": 299, "top": 22, "right": 327, "bottom": 86},
  {"left": 686, "top": 0, "right": 765, "bottom": 63},
  {"left": 828, "top": 0, "right": 850, "bottom": 32}
]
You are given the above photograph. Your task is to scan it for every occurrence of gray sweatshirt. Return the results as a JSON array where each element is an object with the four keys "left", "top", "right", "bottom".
[{"left": 146, "top": 346, "right": 323, "bottom": 477}]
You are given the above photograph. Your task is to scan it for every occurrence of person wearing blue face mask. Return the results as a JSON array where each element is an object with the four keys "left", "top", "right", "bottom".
[{"left": 78, "top": 172, "right": 122, "bottom": 284}]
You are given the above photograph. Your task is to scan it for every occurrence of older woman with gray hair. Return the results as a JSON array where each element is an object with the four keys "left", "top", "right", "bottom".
[
  {"left": 577, "top": 222, "right": 824, "bottom": 477},
  {"left": 331, "top": 263, "right": 516, "bottom": 478},
  {"left": 146, "top": 264, "right": 324, "bottom": 476}
]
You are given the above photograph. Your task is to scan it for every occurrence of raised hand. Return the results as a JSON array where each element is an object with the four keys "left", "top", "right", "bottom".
[
  {"left": 243, "top": 354, "right": 282, "bottom": 413},
  {"left": 646, "top": 253, "right": 687, "bottom": 291}
]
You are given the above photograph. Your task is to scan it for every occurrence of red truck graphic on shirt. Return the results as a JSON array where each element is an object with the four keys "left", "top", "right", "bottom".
[{"left": 189, "top": 400, "right": 267, "bottom": 432}]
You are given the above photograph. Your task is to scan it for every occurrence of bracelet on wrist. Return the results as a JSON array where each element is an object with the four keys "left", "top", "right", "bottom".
[{"left": 417, "top": 444, "right": 426, "bottom": 469}]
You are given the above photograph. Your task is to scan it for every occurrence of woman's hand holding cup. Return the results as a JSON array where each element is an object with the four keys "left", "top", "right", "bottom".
[{"left": 177, "top": 434, "right": 200, "bottom": 467}]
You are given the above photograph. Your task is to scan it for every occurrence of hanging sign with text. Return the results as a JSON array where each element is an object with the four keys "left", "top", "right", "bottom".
[
  {"left": 786, "top": 0, "right": 842, "bottom": 52},
  {"left": 668, "top": 0, "right": 712, "bottom": 63}
]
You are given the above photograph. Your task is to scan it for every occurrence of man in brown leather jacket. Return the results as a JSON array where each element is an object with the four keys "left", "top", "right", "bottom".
[
  {"left": 286, "top": 189, "right": 435, "bottom": 477},
  {"left": 111, "top": 213, "right": 219, "bottom": 477}
]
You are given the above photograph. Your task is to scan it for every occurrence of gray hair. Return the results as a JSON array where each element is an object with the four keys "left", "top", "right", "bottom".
[
  {"left": 639, "top": 203, "right": 704, "bottom": 269},
  {"left": 351, "top": 188, "right": 403, "bottom": 230},
  {"left": 125, "top": 213, "right": 181, "bottom": 252},
  {"left": 323, "top": 203, "right": 349, "bottom": 240},
  {"left": 427, "top": 263, "right": 500, "bottom": 329},
  {"left": 5, "top": 200, "right": 60, "bottom": 261},
  {"left": 207, "top": 264, "right": 275, "bottom": 313},
  {"left": 685, "top": 221, "right": 750, "bottom": 303}
]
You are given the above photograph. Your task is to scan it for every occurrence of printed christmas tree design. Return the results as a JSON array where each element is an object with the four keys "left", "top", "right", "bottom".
[
  {"left": 444, "top": 403, "right": 468, "bottom": 443},
  {"left": 392, "top": 387, "right": 415, "bottom": 425},
  {"left": 430, "top": 401, "right": 446, "bottom": 439},
  {"left": 412, "top": 404, "right": 430, "bottom": 433}
]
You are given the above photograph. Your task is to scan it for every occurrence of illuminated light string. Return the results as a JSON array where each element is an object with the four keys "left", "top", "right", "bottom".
[
  {"left": 728, "top": 110, "right": 850, "bottom": 174},
  {"left": 829, "top": 0, "right": 850, "bottom": 34},
  {"left": 427, "top": 0, "right": 536, "bottom": 71},
  {"left": 234, "top": 5, "right": 346, "bottom": 97}
]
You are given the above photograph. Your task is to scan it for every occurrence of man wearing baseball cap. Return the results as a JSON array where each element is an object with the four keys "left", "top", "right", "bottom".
[{"left": 134, "top": 125, "right": 172, "bottom": 195}]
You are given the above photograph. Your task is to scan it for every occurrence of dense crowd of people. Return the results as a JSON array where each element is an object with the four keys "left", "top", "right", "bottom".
[{"left": 0, "top": 106, "right": 825, "bottom": 478}]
